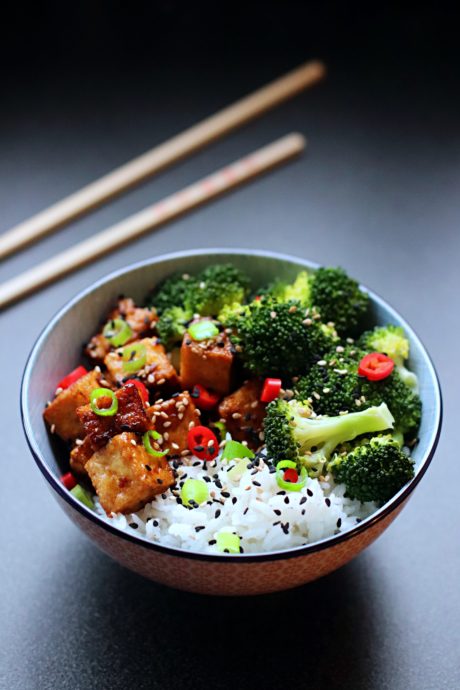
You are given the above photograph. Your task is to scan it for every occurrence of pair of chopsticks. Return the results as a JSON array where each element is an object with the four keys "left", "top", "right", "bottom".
[{"left": 0, "top": 60, "right": 326, "bottom": 309}]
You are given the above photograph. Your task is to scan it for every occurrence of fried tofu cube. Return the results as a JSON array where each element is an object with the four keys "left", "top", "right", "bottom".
[
  {"left": 149, "top": 391, "right": 201, "bottom": 455},
  {"left": 180, "top": 332, "right": 234, "bottom": 395},
  {"left": 85, "top": 298, "right": 157, "bottom": 363},
  {"left": 104, "top": 337, "right": 179, "bottom": 389},
  {"left": 86, "top": 432, "right": 175, "bottom": 515},
  {"left": 218, "top": 379, "right": 266, "bottom": 450},
  {"left": 43, "top": 370, "right": 101, "bottom": 441}
]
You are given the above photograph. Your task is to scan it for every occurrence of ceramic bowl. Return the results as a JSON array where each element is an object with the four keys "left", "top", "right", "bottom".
[{"left": 21, "top": 249, "right": 442, "bottom": 595}]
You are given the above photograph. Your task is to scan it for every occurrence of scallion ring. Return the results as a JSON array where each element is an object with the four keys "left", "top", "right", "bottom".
[
  {"left": 188, "top": 320, "right": 219, "bottom": 341},
  {"left": 122, "top": 342, "right": 147, "bottom": 373},
  {"left": 143, "top": 430, "right": 169, "bottom": 457},
  {"left": 216, "top": 532, "right": 241, "bottom": 554},
  {"left": 90, "top": 388, "right": 118, "bottom": 416},
  {"left": 103, "top": 318, "right": 133, "bottom": 347},
  {"left": 275, "top": 460, "right": 307, "bottom": 492}
]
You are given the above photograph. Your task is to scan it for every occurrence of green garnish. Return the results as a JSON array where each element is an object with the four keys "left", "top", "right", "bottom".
[
  {"left": 216, "top": 532, "right": 241, "bottom": 554},
  {"left": 90, "top": 388, "right": 118, "bottom": 416},
  {"left": 180, "top": 479, "right": 209, "bottom": 507},
  {"left": 143, "top": 430, "right": 169, "bottom": 457},
  {"left": 212, "top": 420, "right": 227, "bottom": 440},
  {"left": 221, "top": 440, "right": 255, "bottom": 462},
  {"left": 188, "top": 320, "right": 219, "bottom": 341},
  {"left": 122, "top": 342, "right": 147, "bottom": 373},
  {"left": 70, "top": 484, "right": 94, "bottom": 509},
  {"left": 275, "top": 460, "right": 307, "bottom": 492},
  {"left": 102, "top": 318, "right": 133, "bottom": 347}
]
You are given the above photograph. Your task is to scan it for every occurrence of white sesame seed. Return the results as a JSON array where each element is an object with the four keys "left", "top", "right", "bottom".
[
  {"left": 94, "top": 366, "right": 101, "bottom": 373},
  {"left": 55, "top": 387, "right": 63, "bottom": 396},
  {"left": 317, "top": 360, "right": 327, "bottom": 366},
  {"left": 50, "top": 424, "right": 56, "bottom": 434},
  {"left": 157, "top": 378, "right": 166, "bottom": 385},
  {"left": 355, "top": 399, "right": 362, "bottom": 407},
  {"left": 270, "top": 311, "right": 277, "bottom": 319},
  {"left": 171, "top": 442, "right": 180, "bottom": 449},
  {"left": 339, "top": 410, "right": 349, "bottom": 415},
  {"left": 288, "top": 305, "right": 297, "bottom": 313},
  {"left": 336, "top": 345, "right": 345, "bottom": 353},
  {"left": 130, "top": 439, "right": 137, "bottom": 446},
  {"left": 232, "top": 412, "right": 242, "bottom": 419},
  {"left": 188, "top": 421, "right": 195, "bottom": 429},
  {"left": 181, "top": 449, "right": 191, "bottom": 456},
  {"left": 250, "top": 401, "right": 259, "bottom": 408},
  {"left": 147, "top": 374, "right": 155, "bottom": 384},
  {"left": 163, "top": 432, "right": 169, "bottom": 441},
  {"left": 313, "top": 392, "right": 321, "bottom": 400},
  {"left": 75, "top": 438, "right": 83, "bottom": 446},
  {"left": 303, "top": 318, "right": 313, "bottom": 326},
  {"left": 346, "top": 337, "right": 354, "bottom": 344},
  {"left": 163, "top": 421, "right": 172, "bottom": 428},
  {"left": 323, "top": 387, "right": 331, "bottom": 394}
]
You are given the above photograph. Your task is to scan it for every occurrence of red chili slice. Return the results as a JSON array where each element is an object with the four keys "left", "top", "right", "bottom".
[
  {"left": 260, "top": 377, "right": 282, "bottom": 403},
  {"left": 283, "top": 468, "right": 299, "bottom": 484},
  {"left": 125, "top": 379, "right": 149, "bottom": 405},
  {"left": 190, "top": 384, "right": 220, "bottom": 411},
  {"left": 358, "top": 352, "right": 394, "bottom": 381},
  {"left": 187, "top": 425, "right": 219, "bottom": 461},
  {"left": 57, "top": 366, "right": 88, "bottom": 391},
  {"left": 60, "top": 472, "right": 77, "bottom": 490}
]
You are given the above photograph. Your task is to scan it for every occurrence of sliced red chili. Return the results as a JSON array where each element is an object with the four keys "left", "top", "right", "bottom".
[
  {"left": 60, "top": 472, "right": 77, "bottom": 490},
  {"left": 187, "top": 425, "right": 219, "bottom": 461},
  {"left": 283, "top": 468, "right": 299, "bottom": 484},
  {"left": 358, "top": 352, "right": 394, "bottom": 381},
  {"left": 57, "top": 366, "right": 88, "bottom": 391},
  {"left": 190, "top": 384, "right": 220, "bottom": 410},
  {"left": 260, "top": 377, "right": 282, "bottom": 403},
  {"left": 124, "top": 379, "right": 149, "bottom": 405}
]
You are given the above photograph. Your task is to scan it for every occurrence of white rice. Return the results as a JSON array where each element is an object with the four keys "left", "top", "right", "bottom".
[{"left": 95, "top": 448, "right": 376, "bottom": 555}]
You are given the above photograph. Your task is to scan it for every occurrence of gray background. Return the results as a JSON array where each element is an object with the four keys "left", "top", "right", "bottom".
[{"left": 1, "top": 6, "right": 459, "bottom": 688}]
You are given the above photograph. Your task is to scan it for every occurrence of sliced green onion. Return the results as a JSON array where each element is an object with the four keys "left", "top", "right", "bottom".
[
  {"left": 70, "top": 484, "right": 94, "bottom": 509},
  {"left": 103, "top": 318, "right": 133, "bottom": 347},
  {"left": 212, "top": 420, "right": 227, "bottom": 440},
  {"left": 216, "top": 531, "right": 241, "bottom": 554},
  {"left": 188, "top": 320, "right": 219, "bottom": 341},
  {"left": 122, "top": 342, "right": 147, "bottom": 373},
  {"left": 180, "top": 478, "right": 209, "bottom": 507},
  {"left": 275, "top": 460, "right": 307, "bottom": 492},
  {"left": 90, "top": 388, "right": 118, "bottom": 416},
  {"left": 143, "top": 430, "right": 169, "bottom": 457},
  {"left": 221, "top": 440, "right": 255, "bottom": 462},
  {"left": 227, "top": 458, "right": 251, "bottom": 482}
]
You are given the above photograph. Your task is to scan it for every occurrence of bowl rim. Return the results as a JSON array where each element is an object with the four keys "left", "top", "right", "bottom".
[{"left": 21, "top": 248, "right": 443, "bottom": 563}]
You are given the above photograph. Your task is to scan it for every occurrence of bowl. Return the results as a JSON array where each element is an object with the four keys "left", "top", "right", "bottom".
[{"left": 21, "top": 249, "right": 442, "bottom": 596}]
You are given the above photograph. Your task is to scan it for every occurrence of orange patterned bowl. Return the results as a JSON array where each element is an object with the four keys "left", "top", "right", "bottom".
[{"left": 21, "top": 249, "right": 442, "bottom": 596}]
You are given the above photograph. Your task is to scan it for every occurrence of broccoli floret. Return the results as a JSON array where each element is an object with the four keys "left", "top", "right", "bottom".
[
  {"left": 231, "top": 299, "right": 337, "bottom": 377},
  {"left": 358, "top": 324, "right": 418, "bottom": 389},
  {"left": 156, "top": 306, "right": 192, "bottom": 349},
  {"left": 259, "top": 271, "right": 311, "bottom": 305},
  {"left": 295, "top": 345, "right": 422, "bottom": 435},
  {"left": 264, "top": 398, "right": 395, "bottom": 468},
  {"left": 329, "top": 434, "right": 415, "bottom": 504},
  {"left": 310, "top": 267, "right": 369, "bottom": 335},
  {"left": 188, "top": 264, "right": 250, "bottom": 317},
  {"left": 146, "top": 273, "right": 198, "bottom": 314},
  {"left": 217, "top": 301, "right": 249, "bottom": 327}
]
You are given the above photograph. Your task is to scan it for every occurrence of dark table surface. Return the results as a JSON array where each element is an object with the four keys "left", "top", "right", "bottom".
[{"left": 1, "top": 6, "right": 459, "bottom": 689}]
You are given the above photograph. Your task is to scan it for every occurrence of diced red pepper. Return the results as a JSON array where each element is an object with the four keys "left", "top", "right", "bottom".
[
  {"left": 190, "top": 384, "right": 220, "bottom": 410},
  {"left": 254, "top": 295, "right": 261, "bottom": 301},
  {"left": 283, "top": 468, "right": 299, "bottom": 484},
  {"left": 60, "top": 472, "right": 77, "bottom": 490},
  {"left": 358, "top": 353, "right": 394, "bottom": 381},
  {"left": 125, "top": 379, "right": 149, "bottom": 405},
  {"left": 260, "top": 377, "right": 282, "bottom": 403},
  {"left": 187, "top": 425, "right": 219, "bottom": 461},
  {"left": 56, "top": 366, "right": 88, "bottom": 391}
]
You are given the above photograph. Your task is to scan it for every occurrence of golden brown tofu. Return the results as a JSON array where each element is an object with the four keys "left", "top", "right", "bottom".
[
  {"left": 43, "top": 370, "right": 101, "bottom": 441},
  {"left": 180, "top": 332, "right": 234, "bottom": 395},
  {"left": 86, "top": 432, "right": 175, "bottom": 515},
  {"left": 148, "top": 391, "right": 201, "bottom": 455},
  {"left": 218, "top": 379, "right": 266, "bottom": 450},
  {"left": 85, "top": 297, "right": 157, "bottom": 363},
  {"left": 104, "top": 337, "right": 179, "bottom": 389}
]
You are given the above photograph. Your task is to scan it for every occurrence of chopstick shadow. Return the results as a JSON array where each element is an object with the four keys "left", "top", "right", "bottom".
[{"left": 22, "top": 539, "right": 387, "bottom": 690}]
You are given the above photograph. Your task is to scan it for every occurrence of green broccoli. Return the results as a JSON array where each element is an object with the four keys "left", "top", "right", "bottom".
[
  {"left": 156, "top": 306, "right": 192, "bottom": 349},
  {"left": 187, "top": 264, "right": 250, "bottom": 317},
  {"left": 264, "top": 398, "right": 395, "bottom": 470},
  {"left": 358, "top": 324, "right": 418, "bottom": 389},
  {"left": 146, "top": 272, "right": 198, "bottom": 314},
  {"left": 259, "top": 270, "right": 311, "bottom": 305},
  {"left": 295, "top": 345, "right": 422, "bottom": 435},
  {"left": 231, "top": 298, "right": 337, "bottom": 377},
  {"left": 310, "top": 267, "right": 369, "bottom": 335},
  {"left": 328, "top": 434, "right": 415, "bottom": 504}
]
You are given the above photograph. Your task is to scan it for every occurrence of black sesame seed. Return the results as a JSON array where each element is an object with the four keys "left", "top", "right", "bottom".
[
  {"left": 284, "top": 496, "right": 289, "bottom": 504},
  {"left": 232, "top": 497, "right": 237, "bottom": 505},
  {"left": 243, "top": 507, "right": 249, "bottom": 515},
  {"left": 221, "top": 491, "right": 230, "bottom": 498},
  {"left": 276, "top": 490, "right": 286, "bottom": 495},
  {"left": 273, "top": 509, "right": 281, "bottom": 516},
  {"left": 300, "top": 496, "right": 307, "bottom": 505},
  {"left": 129, "top": 523, "right": 138, "bottom": 529},
  {"left": 215, "top": 479, "right": 223, "bottom": 489},
  {"left": 325, "top": 498, "right": 331, "bottom": 507},
  {"left": 203, "top": 476, "right": 211, "bottom": 483},
  {"left": 157, "top": 478, "right": 163, "bottom": 484},
  {"left": 301, "top": 509, "right": 306, "bottom": 516},
  {"left": 215, "top": 509, "right": 221, "bottom": 518},
  {"left": 145, "top": 465, "right": 152, "bottom": 471},
  {"left": 281, "top": 522, "right": 290, "bottom": 535},
  {"left": 273, "top": 521, "right": 281, "bottom": 526},
  {"left": 194, "top": 445, "right": 204, "bottom": 453},
  {"left": 208, "top": 539, "right": 216, "bottom": 545},
  {"left": 307, "top": 489, "right": 313, "bottom": 497},
  {"left": 195, "top": 525, "right": 205, "bottom": 532},
  {"left": 336, "top": 518, "right": 342, "bottom": 528}
]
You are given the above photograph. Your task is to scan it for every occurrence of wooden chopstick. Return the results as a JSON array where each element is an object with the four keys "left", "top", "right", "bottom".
[
  {"left": 0, "top": 61, "right": 324, "bottom": 261},
  {"left": 0, "top": 133, "right": 306, "bottom": 310}
]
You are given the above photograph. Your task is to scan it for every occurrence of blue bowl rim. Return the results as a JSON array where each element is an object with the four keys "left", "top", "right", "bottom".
[{"left": 21, "top": 248, "right": 443, "bottom": 563}]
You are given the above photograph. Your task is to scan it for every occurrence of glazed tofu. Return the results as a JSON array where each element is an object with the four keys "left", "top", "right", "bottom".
[
  {"left": 86, "top": 432, "right": 175, "bottom": 515},
  {"left": 180, "top": 332, "right": 234, "bottom": 394},
  {"left": 43, "top": 370, "right": 101, "bottom": 441},
  {"left": 104, "top": 337, "right": 179, "bottom": 389},
  {"left": 85, "top": 297, "right": 157, "bottom": 363},
  {"left": 218, "top": 379, "right": 266, "bottom": 450},
  {"left": 149, "top": 391, "right": 201, "bottom": 455}
]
